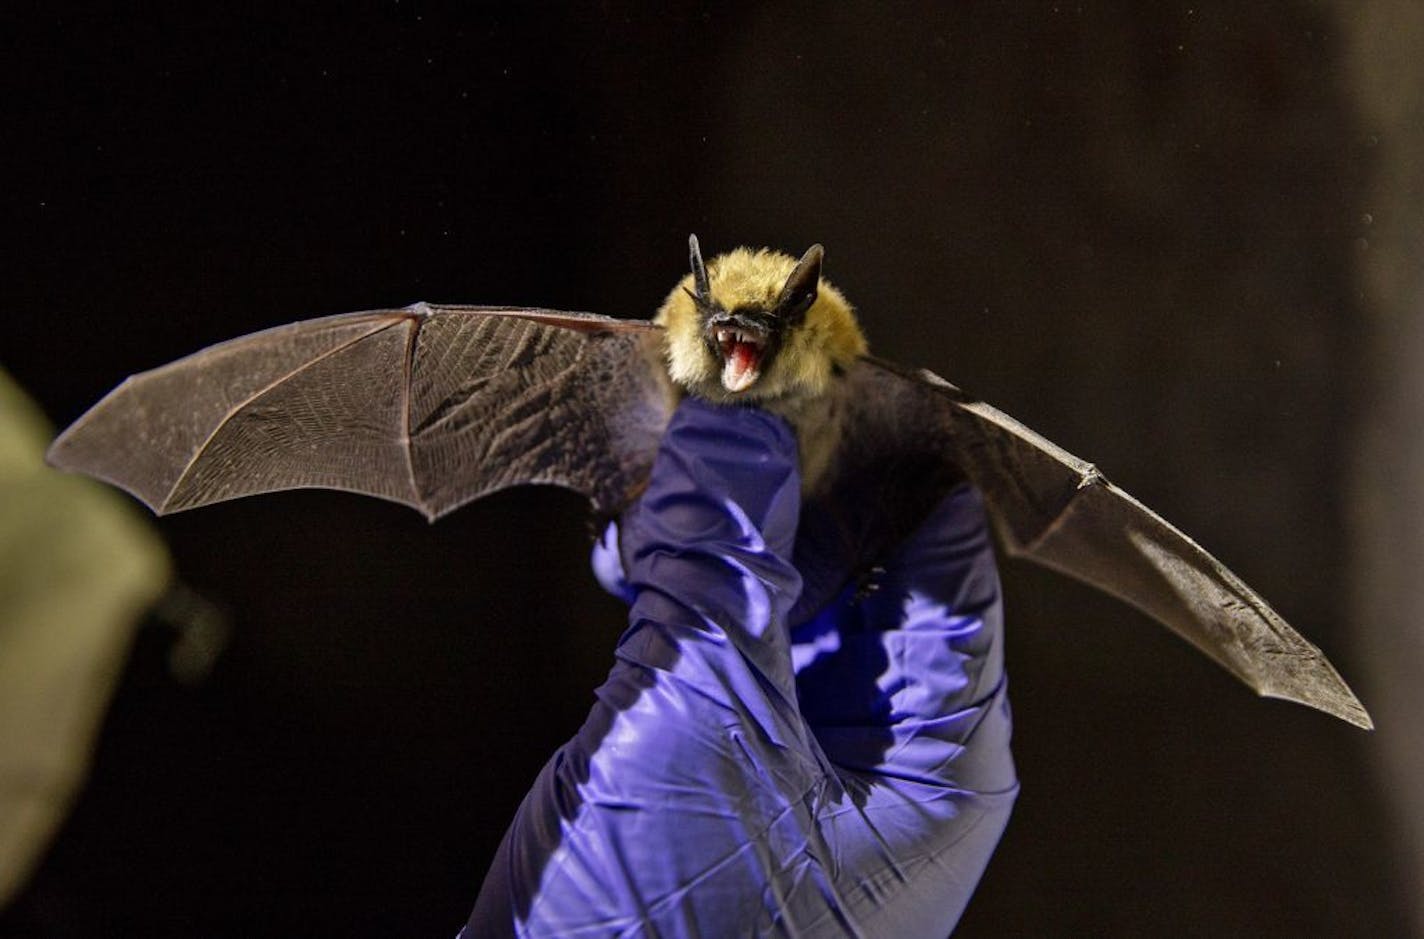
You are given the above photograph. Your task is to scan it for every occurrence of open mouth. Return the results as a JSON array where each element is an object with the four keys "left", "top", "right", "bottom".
[{"left": 713, "top": 326, "right": 767, "bottom": 392}]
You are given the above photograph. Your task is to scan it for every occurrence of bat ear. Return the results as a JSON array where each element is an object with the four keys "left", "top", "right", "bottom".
[
  {"left": 776, "top": 244, "right": 823, "bottom": 321},
  {"left": 687, "top": 234, "right": 712, "bottom": 304}
]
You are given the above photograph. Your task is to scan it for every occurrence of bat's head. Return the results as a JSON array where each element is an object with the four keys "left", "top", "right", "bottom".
[{"left": 656, "top": 236, "right": 867, "bottom": 403}]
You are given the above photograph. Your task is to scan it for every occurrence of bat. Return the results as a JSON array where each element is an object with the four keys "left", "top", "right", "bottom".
[{"left": 46, "top": 236, "right": 1372, "bottom": 729}]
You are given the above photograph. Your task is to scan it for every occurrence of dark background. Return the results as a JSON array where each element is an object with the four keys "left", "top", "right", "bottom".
[{"left": 2, "top": 3, "right": 1417, "bottom": 936}]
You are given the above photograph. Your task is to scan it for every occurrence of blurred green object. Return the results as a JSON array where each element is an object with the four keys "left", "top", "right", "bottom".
[{"left": 0, "top": 369, "right": 171, "bottom": 907}]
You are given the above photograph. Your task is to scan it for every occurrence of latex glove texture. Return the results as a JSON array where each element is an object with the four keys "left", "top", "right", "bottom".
[{"left": 466, "top": 399, "right": 1016, "bottom": 938}]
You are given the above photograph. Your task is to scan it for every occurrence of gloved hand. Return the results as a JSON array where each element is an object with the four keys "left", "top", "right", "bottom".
[{"left": 465, "top": 398, "right": 1016, "bottom": 938}]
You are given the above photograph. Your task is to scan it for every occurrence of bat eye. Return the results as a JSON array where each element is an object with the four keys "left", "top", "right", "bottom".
[{"left": 682, "top": 286, "right": 720, "bottom": 317}]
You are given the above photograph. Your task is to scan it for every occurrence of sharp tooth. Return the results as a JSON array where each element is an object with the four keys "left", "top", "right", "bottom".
[{"left": 716, "top": 329, "right": 730, "bottom": 344}]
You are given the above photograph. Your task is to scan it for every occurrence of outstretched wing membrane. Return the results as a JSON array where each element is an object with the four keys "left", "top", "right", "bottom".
[
  {"left": 848, "top": 356, "right": 1371, "bottom": 729},
  {"left": 47, "top": 305, "right": 670, "bottom": 520},
  {"left": 47, "top": 309, "right": 1369, "bottom": 727}
]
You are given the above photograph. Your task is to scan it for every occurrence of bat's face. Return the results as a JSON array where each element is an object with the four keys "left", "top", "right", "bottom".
[{"left": 656, "top": 240, "right": 867, "bottom": 404}]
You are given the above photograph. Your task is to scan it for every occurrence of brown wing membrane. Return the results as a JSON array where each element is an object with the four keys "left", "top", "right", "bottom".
[
  {"left": 47, "top": 305, "right": 670, "bottom": 520},
  {"left": 48, "top": 311, "right": 1368, "bottom": 727},
  {"left": 852, "top": 356, "right": 1371, "bottom": 729}
]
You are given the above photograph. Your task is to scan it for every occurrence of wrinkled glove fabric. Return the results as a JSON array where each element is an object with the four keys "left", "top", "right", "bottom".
[{"left": 465, "top": 399, "right": 1016, "bottom": 938}]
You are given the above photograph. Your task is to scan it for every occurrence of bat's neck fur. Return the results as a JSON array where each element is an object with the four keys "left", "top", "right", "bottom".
[{"left": 654, "top": 246, "right": 867, "bottom": 494}]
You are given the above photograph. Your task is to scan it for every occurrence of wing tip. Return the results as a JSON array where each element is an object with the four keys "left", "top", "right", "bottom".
[
  {"left": 1260, "top": 677, "right": 1374, "bottom": 730},
  {"left": 45, "top": 430, "right": 170, "bottom": 518}
]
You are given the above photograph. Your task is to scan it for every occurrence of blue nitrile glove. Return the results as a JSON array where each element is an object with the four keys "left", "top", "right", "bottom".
[{"left": 464, "top": 398, "right": 1016, "bottom": 938}]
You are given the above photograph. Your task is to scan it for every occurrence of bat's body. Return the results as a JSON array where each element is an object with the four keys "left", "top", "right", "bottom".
[{"left": 46, "top": 238, "right": 1371, "bottom": 729}]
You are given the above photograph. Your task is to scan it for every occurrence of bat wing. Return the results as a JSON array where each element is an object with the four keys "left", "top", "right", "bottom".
[
  {"left": 47, "top": 305, "right": 671, "bottom": 520},
  {"left": 848, "top": 356, "right": 1371, "bottom": 729}
]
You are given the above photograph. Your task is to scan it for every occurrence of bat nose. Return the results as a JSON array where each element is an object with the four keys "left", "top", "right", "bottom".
[{"left": 706, "top": 310, "right": 775, "bottom": 337}]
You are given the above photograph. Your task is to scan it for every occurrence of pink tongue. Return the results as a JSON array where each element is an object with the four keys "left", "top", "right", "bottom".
[{"left": 731, "top": 342, "right": 759, "bottom": 376}]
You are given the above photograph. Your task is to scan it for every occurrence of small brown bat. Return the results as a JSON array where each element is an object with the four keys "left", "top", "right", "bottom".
[{"left": 46, "top": 236, "right": 1371, "bottom": 729}]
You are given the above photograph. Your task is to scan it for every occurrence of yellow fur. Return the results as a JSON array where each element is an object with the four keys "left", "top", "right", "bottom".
[{"left": 654, "top": 247, "right": 867, "bottom": 404}]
